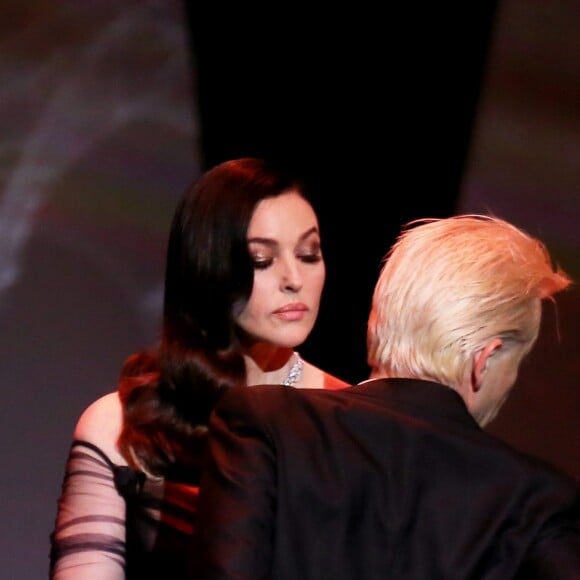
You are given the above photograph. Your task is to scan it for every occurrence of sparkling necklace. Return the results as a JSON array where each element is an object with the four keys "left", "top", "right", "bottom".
[{"left": 282, "top": 351, "right": 303, "bottom": 387}]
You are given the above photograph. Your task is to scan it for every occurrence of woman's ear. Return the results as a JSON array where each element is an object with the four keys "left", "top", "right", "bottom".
[{"left": 471, "top": 338, "right": 503, "bottom": 392}]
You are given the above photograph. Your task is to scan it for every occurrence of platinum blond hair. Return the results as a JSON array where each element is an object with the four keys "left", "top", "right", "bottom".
[{"left": 367, "top": 214, "right": 571, "bottom": 389}]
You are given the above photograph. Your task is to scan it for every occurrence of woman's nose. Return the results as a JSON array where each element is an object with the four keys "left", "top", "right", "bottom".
[{"left": 280, "top": 259, "right": 303, "bottom": 292}]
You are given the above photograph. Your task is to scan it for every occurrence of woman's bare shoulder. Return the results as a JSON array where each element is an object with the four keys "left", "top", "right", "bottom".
[
  {"left": 301, "top": 360, "right": 350, "bottom": 390},
  {"left": 73, "top": 391, "right": 127, "bottom": 464},
  {"left": 321, "top": 372, "right": 350, "bottom": 390}
]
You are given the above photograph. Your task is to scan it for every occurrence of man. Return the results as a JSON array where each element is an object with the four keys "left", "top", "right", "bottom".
[{"left": 194, "top": 215, "right": 580, "bottom": 579}]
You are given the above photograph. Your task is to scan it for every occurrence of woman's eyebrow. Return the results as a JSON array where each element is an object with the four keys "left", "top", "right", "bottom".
[
  {"left": 247, "top": 237, "right": 277, "bottom": 246},
  {"left": 247, "top": 226, "right": 319, "bottom": 245},
  {"left": 299, "top": 226, "right": 320, "bottom": 241}
]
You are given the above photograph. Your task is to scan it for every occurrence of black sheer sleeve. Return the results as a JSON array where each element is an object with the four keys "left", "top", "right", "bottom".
[{"left": 50, "top": 440, "right": 129, "bottom": 579}]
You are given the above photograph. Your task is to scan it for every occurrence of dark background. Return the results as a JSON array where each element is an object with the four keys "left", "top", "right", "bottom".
[
  {"left": 184, "top": 2, "right": 499, "bottom": 383},
  {"left": 0, "top": 2, "right": 578, "bottom": 578}
]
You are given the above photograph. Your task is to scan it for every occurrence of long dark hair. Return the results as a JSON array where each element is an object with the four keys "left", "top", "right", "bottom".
[{"left": 117, "top": 158, "right": 305, "bottom": 477}]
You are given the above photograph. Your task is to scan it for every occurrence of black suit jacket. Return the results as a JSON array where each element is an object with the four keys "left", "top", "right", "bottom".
[{"left": 194, "top": 379, "right": 580, "bottom": 579}]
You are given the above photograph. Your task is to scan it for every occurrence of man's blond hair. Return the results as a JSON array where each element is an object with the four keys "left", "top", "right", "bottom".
[{"left": 367, "top": 215, "right": 571, "bottom": 389}]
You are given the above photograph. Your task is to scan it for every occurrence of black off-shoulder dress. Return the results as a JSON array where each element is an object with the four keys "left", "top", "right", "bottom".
[{"left": 50, "top": 440, "right": 199, "bottom": 579}]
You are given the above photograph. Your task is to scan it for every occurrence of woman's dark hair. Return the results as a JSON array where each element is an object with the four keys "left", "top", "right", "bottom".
[{"left": 117, "top": 158, "right": 306, "bottom": 476}]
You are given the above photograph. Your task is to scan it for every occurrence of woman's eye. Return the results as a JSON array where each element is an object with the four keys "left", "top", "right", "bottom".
[
  {"left": 252, "top": 258, "right": 273, "bottom": 270},
  {"left": 298, "top": 253, "right": 323, "bottom": 264}
]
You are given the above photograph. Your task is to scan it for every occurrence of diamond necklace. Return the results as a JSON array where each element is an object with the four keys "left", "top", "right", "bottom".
[{"left": 282, "top": 351, "right": 303, "bottom": 387}]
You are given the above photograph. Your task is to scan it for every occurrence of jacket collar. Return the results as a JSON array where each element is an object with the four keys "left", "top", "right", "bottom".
[{"left": 354, "top": 378, "right": 480, "bottom": 430}]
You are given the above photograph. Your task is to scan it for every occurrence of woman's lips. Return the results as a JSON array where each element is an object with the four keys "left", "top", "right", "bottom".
[{"left": 273, "top": 304, "right": 308, "bottom": 321}]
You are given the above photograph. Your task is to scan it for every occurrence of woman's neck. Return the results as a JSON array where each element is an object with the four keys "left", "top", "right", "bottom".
[{"left": 242, "top": 345, "right": 298, "bottom": 386}]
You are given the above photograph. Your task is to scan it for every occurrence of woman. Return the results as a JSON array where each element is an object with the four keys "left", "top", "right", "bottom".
[{"left": 49, "top": 157, "right": 348, "bottom": 579}]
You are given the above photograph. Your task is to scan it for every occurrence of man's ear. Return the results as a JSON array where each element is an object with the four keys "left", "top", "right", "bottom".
[{"left": 471, "top": 338, "right": 503, "bottom": 392}]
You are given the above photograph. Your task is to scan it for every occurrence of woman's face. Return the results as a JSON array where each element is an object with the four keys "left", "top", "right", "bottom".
[{"left": 235, "top": 190, "right": 326, "bottom": 348}]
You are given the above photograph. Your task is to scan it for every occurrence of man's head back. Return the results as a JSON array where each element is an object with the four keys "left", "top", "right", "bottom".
[{"left": 367, "top": 214, "right": 571, "bottom": 425}]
